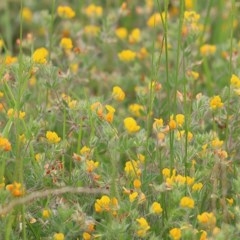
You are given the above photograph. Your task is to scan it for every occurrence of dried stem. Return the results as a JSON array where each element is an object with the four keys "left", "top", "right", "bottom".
[{"left": 0, "top": 186, "right": 109, "bottom": 215}]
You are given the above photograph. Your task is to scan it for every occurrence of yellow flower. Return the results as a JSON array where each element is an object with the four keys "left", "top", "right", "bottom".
[
  {"left": 86, "top": 160, "right": 99, "bottom": 173},
  {"left": 46, "top": 131, "right": 61, "bottom": 144},
  {"left": 176, "top": 114, "right": 185, "bottom": 127},
  {"left": 211, "top": 137, "right": 223, "bottom": 148},
  {"left": 0, "top": 136, "right": 11, "bottom": 151},
  {"left": 83, "top": 232, "right": 91, "bottom": 240},
  {"left": 153, "top": 118, "right": 164, "bottom": 132},
  {"left": 22, "top": 7, "right": 33, "bottom": 22},
  {"left": 6, "top": 182, "right": 24, "bottom": 197},
  {"left": 124, "top": 117, "right": 140, "bottom": 133},
  {"left": 210, "top": 95, "right": 223, "bottom": 109},
  {"left": 176, "top": 130, "right": 193, "bottom": 141},
  {"left": 184, "top": 11, "right": 200, "bottom": 23},
  {"left": 169, "top": 228, "right": 181, "bottom": 240},
  {"left": 84, "top": 4, "right": 103, "bottom": 18},
  {"left": 84, "top": 25, "right": 100, "bottom": 37},
  {"left": 124, "top": 160, "right": 141, "bottom": 177},
  {"left": 150, "top": 202, "right": 163, "bottom": 214},
  {"left": 162, "top": 168, "right": 171, "bottom": 178},
  {"left": 35, "top": 153, "right": 42, "bottom": 162},
  {"left": 129, "top": 191, "right": 138, "bottom": 202},
  {"left": 230, "top": 74, "right": 240, "bottom": 88},
  {"left": 129, "top": 28, "right": 141, "bottom": 44},
  {"left": 53, "top": 233, "right": 65, "bottom": 240},
  {"left": 187, "top": 70, "right": 199, "bottom": 80},
  {"left": 112, "top": 86, "right": 125, "bottom": 101},
  {"left": 133, "top": 179, "right": 141, "bottom": 189},
  {"left": 192, "top": 182, "right": 203, "bottom": 191},
  {"left": 0, "top": 39, "right": 4, "bottom": 50},
  {"left": 80, "top": 146, "right": 91, "bottom": 155},
  {"left": 94, "top": 195, "right": 119, "bottom": 213},
  {"left": 129, "top": 104, "right": 144, "bottom": 117},
  {"left": 7, "top": 108, "right": 25, "bottom": 119},
  {"left": 57, "top": 6, "right": 75, "bottom": 18},
  {"left": 199, "top": 230, "right": 208, "bottom": 240},
  {"left": 60, "top": 37, "right": 73, "bottom": 50},
  {"left": 147, "top": 12, "right": 167, "bottom": 27},
  {"left": 200, "top": 44, "right": 217, "bottom": 57},
  {"left": 32, "top": 47, "right": 48, "bottom": 64},
  {"left": 42, "top": 209, "right": 51, "bottom": 218},
  {"left": 5, "top": 56, "right": 17, "bottom": 65},
  {"left": 226, "top": 198, "right": 234, "bottom": 206},
  {"left": 197, "top": 212, "right": 216, "bottom": 229},
  {"left": 115, "top": 27, "right": 128, "bottom": 40},
  {"left": 118, "top": 50, "right": 136, "bottom": 62},
  {"left": 138, "top": 47, "right": 149, "bottom": 59},
  {"left": 180, "top": 196, "right": 195, "bottom": 208},
  {"left": 168, "top": 119, "right": 177, "bottom": 130},
  {"left": 136, "top": 217, "right": 150, "bottom": 237},
  {"left": 185, "top": 0, "right": 194, "bottom": 9}
]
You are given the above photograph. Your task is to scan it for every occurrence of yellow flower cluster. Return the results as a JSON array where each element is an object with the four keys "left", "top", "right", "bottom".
[
  {"left": 94, "top": 195, "right": 119, "bottom": 214},
  {"left": 168, "top": 114, "right": 185, "bottom": 130},
  {"left": 182, "top": 10, "right": 201, "bottom": 37},
  {"left": 230, "top": 74, "right": 240, "bottom": 95},
  {"left": 86, "top": 160, "right": 99, "bottom": 173},
  {"left": 118, "top": 50, "right": 136, "bottom": 62},
  {"left": 22, "top": 7, "right": 33, "bottom": 22},
  {"left": 128, "top": 103, "right": 144, "bottom": 117},
  {"left": 32, "top": 47, "right": 48, "bottom": 64},
  {"left": 136, "top": 217, "right": 150, "bottom": 237},
  {"left": 150, "top": 202, "right": 163, "bottom": 214},
  {"left": 200, "top": 44, "right": 217, "bottom": 57},
  {"left": 57, "top": 6, "right": 75, "bottom": 19},
  {"left": 209, "top": 95, "right": 223, "bottom": 109},
  {"left": 162, "top": 168, "right": 198, "bottom": 189},
  {"left": 60, "top": 37, "right": 73, "bottom": 50},
  {"left": 61, "top": 93, "right": 77, "bottom": 109},
  {"left": 84, "top": 4, "right": 103, "bottom": 18},
  {"left": 91, "top": 102, "right": 116, "bottom": 123},
  {"left": 6, "top": 182, "right": 24, "bottom": 197},
  {"left": 169, "top": 228, "right": 181, "bottom": 240},
  {"left": 7, "top": 108, "right": 26, "bottom": 119},
  {"left": 124, "top": 117, "right": 140, "bottom": 133},
  {"left": 42, "top": 209, "right": 51, "bottom": 218},
  {"left": 53, "top": 233, "right": 65, "bottom": 240},
  {"left": 0, "top": 136, "right": 11, "bottom": 151},
  {"left": 112, "top": 86, "right": 125, "bottom": 101},
  {"left": 180, "top": 196, "right": 195, "bottom": 208},
  {"left": 124, "top": 155, "right": 145, "bottom": 177},
  {"left": 147, "top": 12, "right": 167, "bottom": 28},
  {"left": 128, "top": 28, "right": 141, "bottom": 44},
  {"left": 46, "top": 131, "right": 61, "bottom": 144},
  {"left": 197, "top": 212, "right": 216, "bottom": 229},
  {"left": 115, "top": 27, "right": 128, "bottom": 40},
  {"left": 5, "top": 56, "right": 17, "bottom": 65}
]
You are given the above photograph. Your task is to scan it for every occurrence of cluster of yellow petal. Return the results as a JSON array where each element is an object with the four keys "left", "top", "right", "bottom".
[
  {"left": 32, "top": 47, "right": 49, "bottom": 64},
  {"left": 94, "top": 195, "right": 119, "bottom": 214},
  {"left": 136, "top": 217, "right": 150, "bottom": 237},
  {"left": 57, "top": 6, "right": 75, "bottom": 19},
  {"left": 0, "top": 136, "right": 11, "bottom": 151},
  {"left": 46, "top": 131, "right": 61, "bottom": 144},
  {"left": 6, "top": 182, "right": 24, "bottom": 197}
]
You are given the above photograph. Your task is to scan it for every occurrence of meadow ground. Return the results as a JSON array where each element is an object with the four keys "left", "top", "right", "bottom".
[{"left": 0, "top": 0, "right": 240, "bottom": 239}]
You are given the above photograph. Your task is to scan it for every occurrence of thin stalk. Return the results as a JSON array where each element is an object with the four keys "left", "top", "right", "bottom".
[
  {"left": 173, "top": 0, "right": 184, "bottom": 114},
  {"left": 48, "top": 0, "right": 56, "bottom": 60},
  {"left": 199, "top": 0, "right": 213, "bottom": 46},
  {"left": 225, "top": 0, "right": 235, "bottom": 170}
]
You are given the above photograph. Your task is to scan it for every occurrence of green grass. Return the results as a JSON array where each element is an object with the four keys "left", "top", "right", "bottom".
[{"left": 0, "top": 0, "right": 240, "bottom": 239}]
